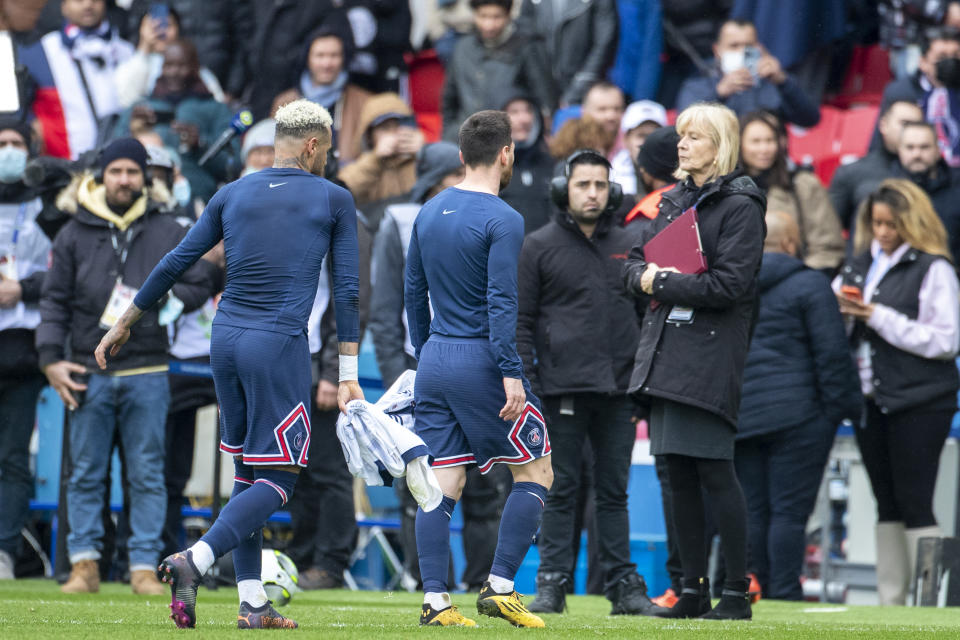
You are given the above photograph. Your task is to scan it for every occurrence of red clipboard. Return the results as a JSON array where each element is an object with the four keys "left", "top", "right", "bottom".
[{"left": 643, "top": 207, "right": 708, "bottom": 274}]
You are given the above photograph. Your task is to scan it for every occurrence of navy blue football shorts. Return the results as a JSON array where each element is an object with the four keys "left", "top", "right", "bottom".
[
  {"left": 211, "top": 325, "right": 311, "bottom": 467},
  {"left": 413, "top": 335, "right": 550, "bottom": 474}
]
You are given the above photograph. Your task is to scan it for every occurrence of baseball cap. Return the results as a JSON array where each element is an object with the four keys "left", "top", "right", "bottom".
[{"left": 621, "top": 100, "right": 668, "bottom": 133}]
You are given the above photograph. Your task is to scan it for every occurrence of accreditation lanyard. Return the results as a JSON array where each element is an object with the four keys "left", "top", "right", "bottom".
[
  {"left": 1, "top": 202, "right": 27, "bottom": 279},
  {"left": 99, "top": 227, "right": 139, "bottom": 329}
]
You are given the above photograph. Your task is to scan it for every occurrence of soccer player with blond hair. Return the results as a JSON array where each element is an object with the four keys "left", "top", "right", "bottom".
[{"left": 95, "top": 99, "right": 363, "bottom": 629}]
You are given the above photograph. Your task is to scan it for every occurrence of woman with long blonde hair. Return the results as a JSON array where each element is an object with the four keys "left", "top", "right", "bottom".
[{"left": 836, "top": 178, "right": 960, "bottom": 606}]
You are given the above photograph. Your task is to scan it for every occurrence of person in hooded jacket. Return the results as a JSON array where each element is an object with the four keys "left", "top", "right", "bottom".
[
  {"left": 0, "top": 118, "right": 52, "bottom": 579},
  {"left": 498, "top": 91, "right": 554, "bottom": 235},
  {"left": 337, "top": 93, "right": 423, "bottom": 207},
  {"left": 518, "top": 149, "right": 663, "bottom": 616},
  {"left": 735, "top": 210, "right": 861, "bottom": 601},
  {"left": 622, "top": 103, "right": 765, "bottom": 620}
]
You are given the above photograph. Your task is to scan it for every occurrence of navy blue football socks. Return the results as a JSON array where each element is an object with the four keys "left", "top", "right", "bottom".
[
  {"left": 489, "top": 482, "right": 548, "bottom": 582},
  {"left": 415, "top": 495, "right": 457, "bottom": 594},
  {"left": 200, "top": 468, "right": 298, "bottom": 558},
  {"left": 229, "top": 461, "right": 262, "bottom": 582}
]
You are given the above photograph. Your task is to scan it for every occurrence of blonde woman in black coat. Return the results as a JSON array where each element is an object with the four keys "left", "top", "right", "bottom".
[{"left": 623, "top": 102, "right": 766, "bottom": 620}]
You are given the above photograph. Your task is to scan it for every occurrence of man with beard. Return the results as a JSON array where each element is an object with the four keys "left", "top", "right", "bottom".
[
  {"left": 517, "top": 149, "right": 664, "bottom": 617},
  {"left": 37, "top": 137, "right": 218, "bottom": 595},
  {"left": 404, "top": 110, "right": 553, "bottom": 628},
  {"left": 895, "top": 120, "right": 960, "bottom": 257}
]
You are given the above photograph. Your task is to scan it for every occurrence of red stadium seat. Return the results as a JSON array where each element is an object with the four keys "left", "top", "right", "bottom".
[
  {"left": 415, "top": 113, "right": 442, "bottom": 143},
  {"left": 812, "top": 153, "right": 843, "bottom": 186},
  {"left": 787, "top": 106, "right": 844, "bottom": 167},
  {"left": 838, "top": 104, "right": 880, "bottom": 158},
  {"left": 405, "top": 49, "right": 445, "bottom": 115},
  {"left": 829, "top": 45, "right": 892, "bottom": 108}
]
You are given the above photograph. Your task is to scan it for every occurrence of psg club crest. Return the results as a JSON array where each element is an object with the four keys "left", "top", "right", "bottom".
[{"left": 526, "top": 426, "right": 543, "bottom": 447}]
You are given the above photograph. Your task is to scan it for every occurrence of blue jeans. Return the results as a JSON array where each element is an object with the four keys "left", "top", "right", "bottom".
[
  {"left": 67, "top": 372, "right": 169, "bottom": 568},
  {"left": 0, "top": 374, "right": 46, "bottom": 557}
]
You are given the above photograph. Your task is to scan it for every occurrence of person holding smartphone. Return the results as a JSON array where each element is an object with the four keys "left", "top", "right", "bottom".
[
  {"left": 834, "top": 178, "right": 960, "bottom": 606},
  {"left": 676, "top": 20, "right": 820, "bottom": 128}
]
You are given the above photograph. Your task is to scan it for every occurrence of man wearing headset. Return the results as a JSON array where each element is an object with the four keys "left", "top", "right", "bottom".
[{"left": 516, "top": 149, "right": 662, "bottom": 616}]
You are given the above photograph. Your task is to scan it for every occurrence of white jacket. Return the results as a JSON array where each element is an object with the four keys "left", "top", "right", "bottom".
[{"left": 336, "top": 370, "right": 442, "bottom": 511}]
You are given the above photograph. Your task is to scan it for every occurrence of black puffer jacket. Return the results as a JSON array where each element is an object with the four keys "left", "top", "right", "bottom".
[
  {"left": 517, "top": 210, "right": 642, "bottom": 397},
  {"left": 622, "top": 171, "right": 766, "bottom": 426},
  {"left": 738, "top": 252, "right": 861, "bottom": 438},
  {"left": 37, "top": 178, "right": 218, "bottom": 372},
  {"left": 127, "top": 0, "right": 255, "bottom": 97}
]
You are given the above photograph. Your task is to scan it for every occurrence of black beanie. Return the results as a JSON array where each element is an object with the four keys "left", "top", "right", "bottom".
[
  {"left": 638, "top": 125, "right": 680, "bottom": 184},
  {"left": 0, "top": 116, "right": 32, "bottom": 147},
  {"left": 100, "top": 137, "right": 149, "bottom": 176}
]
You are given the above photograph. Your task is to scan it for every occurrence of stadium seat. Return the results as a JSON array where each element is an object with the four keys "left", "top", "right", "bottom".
[
  {"left": 837, "top": 104, "right": 879, "bottom": 158},
  {"left": 829, "top": 45, "right": 892, "bottom": 108},
  {"left": 787, "top": 106, "right": 844, "bottom": 168},
  {"left": 405, "top": 49, "right": 445, "bottom": 143}
]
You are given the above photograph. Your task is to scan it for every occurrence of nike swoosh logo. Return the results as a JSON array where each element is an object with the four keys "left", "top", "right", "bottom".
[
  {"left": 442, "top": 209, "right": 456, "bottom": 215},
  {"left": 269, "top": 182, "right": 288, "bottom": 188}
]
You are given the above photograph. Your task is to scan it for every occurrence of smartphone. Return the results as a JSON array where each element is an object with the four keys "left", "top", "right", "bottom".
[
  {"left": 69, "top": 371, "right": 91, "bottom": 409},
  {"left": 841, "top": 285, "right": 863, "bottom": 303},
  {"left": 149, "top": 2, "right": 169, "bottom": 38},
  {"left": 743, "top": 46, "right": 761, "bottom": 78}
]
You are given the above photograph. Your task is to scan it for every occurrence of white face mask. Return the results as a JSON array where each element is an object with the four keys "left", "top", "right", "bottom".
[
  {"left": 0, "top": 146, "right": 27, "bottom": 183},
  {"left": 172, "top": 178, "right": 191, "bottom": 207},
  {"left": 720, "top": 50, "right": 745, "bottom": 75},
  {"left": 241, "top": 166, "right": 260, "bottom": 177}
]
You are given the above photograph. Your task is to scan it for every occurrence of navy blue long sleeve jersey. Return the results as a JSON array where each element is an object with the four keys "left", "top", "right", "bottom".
[
  {"left": 404, "top": 187, "right": 525, "bottom": 378},
  {"left": 135, "top": 168, "right": 360, "bottom": 342}
]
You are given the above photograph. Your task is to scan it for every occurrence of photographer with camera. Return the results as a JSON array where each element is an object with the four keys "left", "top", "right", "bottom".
[
  {"left": 36, "top": 137, "right": 217, "bottom": 595},
  {"left": 517, "top": 149, "right": 662, "bottom": 617},
  {"left": 676, "top": 20, "right": 820, "bottom": 128}
]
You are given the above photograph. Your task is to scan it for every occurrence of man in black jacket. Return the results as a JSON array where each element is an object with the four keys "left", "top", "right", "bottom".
[
  {"left": 37, "top": 138, "right": 217, "bottom": 595},
  {"left": 894, "top": 120, "right": 960, "bottom": 256},
  {"left": 498, "top": 90, "right": 554, "bottom": 235},
  {"left": 517, "top": 150, "right": 661, "bottom": 616},
  {"left": 829, "top": 100, "right": 922, "bottom": 232}
]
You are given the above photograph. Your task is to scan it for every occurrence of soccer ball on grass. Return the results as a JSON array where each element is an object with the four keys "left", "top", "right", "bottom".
[{"left": 261, "top": 549, "right": 300, "bottom": 606}]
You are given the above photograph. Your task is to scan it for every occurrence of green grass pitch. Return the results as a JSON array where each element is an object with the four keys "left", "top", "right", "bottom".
[{"left": 3, "top": 580, "right": 960, "bottom": 638}]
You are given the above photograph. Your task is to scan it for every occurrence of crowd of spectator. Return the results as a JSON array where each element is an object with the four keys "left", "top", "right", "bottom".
[{"left": 2, "top": 0, "right": 960, "bottom": 612}]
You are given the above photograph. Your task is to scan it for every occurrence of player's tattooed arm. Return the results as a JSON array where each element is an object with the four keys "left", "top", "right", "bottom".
[{"left": 93, "top": 302, "right": 144, "bottom": 369}]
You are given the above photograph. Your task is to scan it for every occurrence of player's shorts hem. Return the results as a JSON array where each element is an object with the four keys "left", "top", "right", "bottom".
[
  {"left": 476, "top": 403, "right": 551, "bottom": 474},
  {"left": 431, "top": 454, "right": 477, "bottom": 468},
  {"left": 239, "top": 457, "right": 308, "bottom": 468}
]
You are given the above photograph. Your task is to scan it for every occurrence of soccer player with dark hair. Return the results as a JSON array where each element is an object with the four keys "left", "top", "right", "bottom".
[
  {"left": 95, "top": 99, "right": 363, "bottom": 630},
  {"left": 405, "top": 110, "right": 554, "bottom": 628}
]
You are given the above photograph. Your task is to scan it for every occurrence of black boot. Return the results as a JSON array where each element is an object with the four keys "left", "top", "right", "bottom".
[
  {"left": 528, "top": 572, "right": 568, "bottom": 613},
  {"left": 609, "top": 573, "right": 669, "bottom": 616},
  {"left": 653, "top": 577, "right": 712, "bottom": 618},
  {"left": 700, "top": 579, "right": 752, "bottom": 620}
]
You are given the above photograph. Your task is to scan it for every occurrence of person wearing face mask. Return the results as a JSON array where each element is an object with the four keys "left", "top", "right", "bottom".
[
  {"left": 113, "top": 37, "right": 237, "bottom": 204},
  {"left": 610, "top": 100, "right": 667, "bottom": 199},
  {"left": 834, "top": 179, "right": 960, "bottom": 606},
  {"left": 239, "top": 118, "right": 276, "bottom": 178},
  {"left": 876, "top": 27, "right": 960, "bottom": 166},
  {"left": 497, "top": 90, "right": 555, "bottom": 235},
  {"left": 0, "top": 118, "right": 53, "bottom": 580},
  {"left": 892, "top": 120, "right": 960, "bottom": 258},
  {"left": 739, "top": 111, "right": 845, "bottom": 273},
  {"left": 676, "top": 20, "right": 820, "bottom": 128}
]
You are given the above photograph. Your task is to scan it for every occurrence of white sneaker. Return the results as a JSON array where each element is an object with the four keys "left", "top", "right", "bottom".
[{"left": 0, "top": 550, "right": 14, "bottom": 579}]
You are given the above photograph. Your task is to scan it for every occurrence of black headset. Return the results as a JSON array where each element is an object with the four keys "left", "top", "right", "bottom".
[{"left": 549, "top": 148, "right": 624, "bottom": 212}]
